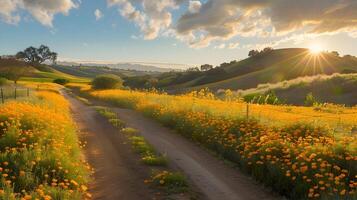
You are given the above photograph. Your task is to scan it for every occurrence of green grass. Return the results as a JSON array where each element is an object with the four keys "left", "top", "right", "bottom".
[
  {"left": 142, "top": 154, "right": 168, "bottom": 166},
  {"left": 150, "top": 170, "right": 188, "bottom": 194},
  {"left": 21, "top": 70, "right": 90, "bottom": 83}
]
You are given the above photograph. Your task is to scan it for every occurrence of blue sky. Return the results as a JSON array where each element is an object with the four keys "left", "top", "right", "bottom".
[{"left": 0, "top": 0, "right": 356, "bottom": 67}]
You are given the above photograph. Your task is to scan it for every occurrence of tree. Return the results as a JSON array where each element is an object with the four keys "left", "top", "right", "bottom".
[
  {"left": 186, "top": 67, "right": 200, "bottom": 72},
  {"left": 330, "top": 51, "right": 339, "bottom": 57},
  {"left": 248, "top": 50, "right": 259, "bottom": 57},
  {"left": 200, "top": 64, "right": 213, "bottom": 71},
  {"left": 16, "top": 45, "right": 57, "bottom": 65},
  {"left": 262, "top": 47, "right": 273, "bottom": 53}
]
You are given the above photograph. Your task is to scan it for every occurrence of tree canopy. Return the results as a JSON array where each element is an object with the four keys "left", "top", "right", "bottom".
[{"left": 16, "top": 45, "right": 57, "bottom": 65}]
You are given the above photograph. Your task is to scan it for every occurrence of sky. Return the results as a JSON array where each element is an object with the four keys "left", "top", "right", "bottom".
[{"left": 0, "top": 0, "right": 356, "bottom": 68}]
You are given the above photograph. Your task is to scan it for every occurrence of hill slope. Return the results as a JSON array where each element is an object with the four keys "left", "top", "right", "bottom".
[
  {"left": 239, "top": 73, "right": 357, "bottom": 106},
  {"left": 166, "top": 48, "right": 357, "bottom": 92},
  {"left": 0, "top": 59, "right": 88, "bottom": 83}
]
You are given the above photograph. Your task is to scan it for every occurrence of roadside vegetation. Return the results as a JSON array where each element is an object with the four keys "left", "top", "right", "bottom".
[
  {"left": 0, "top": 83, "right": 90, "bottom": 199},
  {"left": 69, "top": 83, "right": 357, "bottom": 199}
]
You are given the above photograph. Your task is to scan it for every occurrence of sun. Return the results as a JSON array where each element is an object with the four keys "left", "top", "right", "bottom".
[{"left": 309, "top": 44, "right": 323, "bottom": 54}]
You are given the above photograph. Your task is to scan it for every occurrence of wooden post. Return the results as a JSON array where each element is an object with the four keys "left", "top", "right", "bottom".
[
  {"left": 27, "top": 88, "right": 30, "bottom": 97},
  {"left": 0, "top": 88, "right": 4, "bottom": 104},
  {"left": 14, "top": 87, "right": 17, "bottom": 99},
  {"left": 246, "top": 103, "right": 249, "bottom": 120}
]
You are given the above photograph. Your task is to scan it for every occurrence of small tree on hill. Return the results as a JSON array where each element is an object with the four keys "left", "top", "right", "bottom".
[
  {"left": 248, "top": 50, "right": 259, "bottom": 57},
  {"left": 200, "top": 64, "right": 213, "bottom": 71},
  {"left": 16, "top": 45, "right": 57, "bottom": 65}
]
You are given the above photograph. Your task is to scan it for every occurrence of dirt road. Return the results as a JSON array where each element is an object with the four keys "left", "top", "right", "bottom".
[
  {"left": 110, "top": 107, "right": 279, "bottom": 200},
  {"left": 63, "top": 92, "right": 155, "bottom": 200}
]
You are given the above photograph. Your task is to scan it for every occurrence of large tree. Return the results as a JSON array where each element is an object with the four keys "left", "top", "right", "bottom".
[{"left": 16, "top": 45, "right": 57, "bottom": 65}]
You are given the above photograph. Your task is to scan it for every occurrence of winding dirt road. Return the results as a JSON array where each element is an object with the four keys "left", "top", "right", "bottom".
[
  {"left": 64, "top": 92, "right": 156, "bottom": 200},
  {"left": 64, "top": 90, "right": 280, "bottom": 200}
]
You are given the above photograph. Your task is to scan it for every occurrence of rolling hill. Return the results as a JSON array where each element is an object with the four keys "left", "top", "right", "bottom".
[
  {"left": 238, "top": 73, "right": 357, "bottom": 106},
  {"left": 0, "top": 59, "right": 89, "bottom": 83},
  {"left": 165, "top": 48, "right": 357, "bottom": 92}
]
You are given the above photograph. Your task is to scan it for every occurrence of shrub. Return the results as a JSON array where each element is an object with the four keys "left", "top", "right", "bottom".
[
  {"left": 92, "top": 75, "right": 123, "bottom": 90},
  {"left": 53, "top": 78, "right": 69, "bottom": 85},
  {"left": 0, "top": 78, "right": 8, "bottom": 86}
]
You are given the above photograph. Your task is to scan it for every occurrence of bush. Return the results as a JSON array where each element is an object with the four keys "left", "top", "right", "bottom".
[
  {"left": 53, "top": 78, "right": 69, "bottom": 85},
  {"left": 0, "top": 78, "right": 8, "bottom": 86},
  {"left": 92, "top": 75, "right": 123, "bottom": 90}
]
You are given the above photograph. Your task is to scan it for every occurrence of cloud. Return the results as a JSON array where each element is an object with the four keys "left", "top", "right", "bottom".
[
  {"left": 214, "top": 43, "right": 226, "bottom": 49},
  {"left": 228, "top": 42, "right": 239, "bottom": 49},
  {"left": 0, "top": 0, "right": 21, "bottom": 24},
  {"left": 94, "top": 9, "right": 103, "bottom": 21},
  {"left": 108, "top": 0, "right": 184, "bottom": 40},
  {"left": 0, "top": 0, "right": 78, "bottom": 27},
  {"left": 173, "top": 0, "right": 357, "bottom": 47},
  {"left": 188, "top": 1, "right": 201, "bottom": 13}
]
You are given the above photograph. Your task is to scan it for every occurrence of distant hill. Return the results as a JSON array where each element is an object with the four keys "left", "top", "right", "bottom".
[
  {"left": 238, "top": 73, "right": 357, "bottom": 106},
  {"left": 57, "top": 61, "right": 179, "bottom": 73},
  {"left": 162, "top": 48, "right": 357, "bottom": 92},
  {"left": 52, "top": 65, "right": 160, "bottom": 78}
]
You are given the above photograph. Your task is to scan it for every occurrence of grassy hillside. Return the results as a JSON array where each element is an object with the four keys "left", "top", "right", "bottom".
[
  {"left": 0, "top": 59, "right": 89, "bottom": 83},
  {"left": 240, "top": 73, "right": 357, "bottom": 106},
  {"left": 165, "top": 48, "right": 357, "bottom": 92}
]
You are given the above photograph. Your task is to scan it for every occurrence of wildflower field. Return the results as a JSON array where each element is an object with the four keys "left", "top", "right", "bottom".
[
  {"left": 70, "top": 84, "right": 357, "bottom": 199},
  {"left": 0, "top": 83, "right": 90, "bottom": 199}
]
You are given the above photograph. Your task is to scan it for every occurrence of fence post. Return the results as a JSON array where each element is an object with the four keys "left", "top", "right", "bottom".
[
  {"left": 246, "top": 103, "right": 250, "bottom": 120},
  {"left": 27, "top": 88, "right": 30, "bottom": 97},
  {"left": 0, "top": 88, "right": 4, "bottom": 104},
  {"left": 14, "top": 87, "right": 17, "bottom": 99}
]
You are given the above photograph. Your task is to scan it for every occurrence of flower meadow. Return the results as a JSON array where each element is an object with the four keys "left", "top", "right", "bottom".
[
  {"left": 70, "top": 84, "right": 357, "bottom": 200},
  {"left": 0, "top": 84, "right": 90, "bottom": 199}
]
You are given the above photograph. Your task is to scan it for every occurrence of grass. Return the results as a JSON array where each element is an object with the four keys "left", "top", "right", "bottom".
[
  {"left": 149, "top": 170, "right": 188, "bottom": 194},
  {"left": 93, "top": 106, "right": 168, "bottom": 166},
  {"left": 73, "top": 85, "right": 357, "bottom": 199},
  {"left": 0, "top": 84, "right": 90, "bottom": 199}
]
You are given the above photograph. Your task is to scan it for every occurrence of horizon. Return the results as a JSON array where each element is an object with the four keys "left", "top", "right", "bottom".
[{"left": 1, "top": 1, "right": 357, "bottom": 67}]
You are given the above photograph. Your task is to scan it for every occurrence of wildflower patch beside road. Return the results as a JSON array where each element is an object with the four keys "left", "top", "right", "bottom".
[
  {"left": 72, "top": 86, "right": 357, "bottom": 200},
  {"left": 0, "top": 84, "right": 90, "bottom": 199}
]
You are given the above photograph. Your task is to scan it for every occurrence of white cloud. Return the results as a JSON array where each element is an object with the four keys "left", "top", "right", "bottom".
[
  {"left": 188, "top": 1, "right": 201, "bottom": 13},
  {"left": 108, "top": 0, "right": 183, "bottom": 40},
  {"left": 0, "top": 0, "right": 78, "bottom": 27},
  {"left": 0, "top": 0, "right": 21, "bottom": 24},
  {"left": 94, "top": 9, "right": 103, "bottom": 21}
]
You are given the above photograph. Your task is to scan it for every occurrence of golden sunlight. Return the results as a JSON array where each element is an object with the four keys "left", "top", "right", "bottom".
[{"left": 309, "top": 44, "right": 323, "bottom": 54}]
